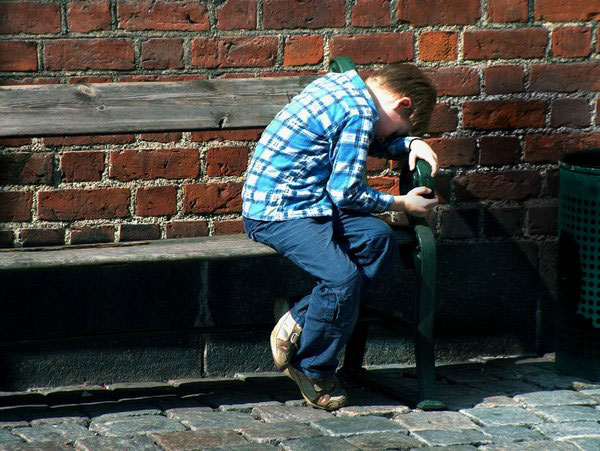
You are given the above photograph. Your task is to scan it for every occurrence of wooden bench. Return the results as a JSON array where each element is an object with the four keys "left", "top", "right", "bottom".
[{"left": 0, "top": 58, "right": 443, "bottom": 410}]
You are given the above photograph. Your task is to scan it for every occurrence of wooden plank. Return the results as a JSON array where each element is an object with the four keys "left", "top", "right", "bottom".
[
  {"left": 0, "top": 76, "right": 318, "bottom": 137},
  {"left": 0, "top": 235, "right": 277, "bottom": 271}
]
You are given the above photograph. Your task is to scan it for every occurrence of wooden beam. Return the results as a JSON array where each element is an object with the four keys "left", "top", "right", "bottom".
[{"left": 0, "top": 76, "right": 317, "bottom": 137}]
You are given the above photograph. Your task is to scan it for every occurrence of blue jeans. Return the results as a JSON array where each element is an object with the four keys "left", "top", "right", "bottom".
[{"left": 243, "top": 207, "right": 399, "bottom": 380}]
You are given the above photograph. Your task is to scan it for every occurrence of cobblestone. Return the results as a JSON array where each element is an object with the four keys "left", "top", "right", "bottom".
[
  {"left": 531, "top": 405, "right": 600, "bottom": 423},
  {"left": 280, "top": 435, "right": 359, "bottom": 450},
  {"left": 171, "top": 410, "right": 260, "bottom": 431},
  {"left": 89, "top": 415, "right": 186, "bottom": 437},
  {"left": 204, "top": 444, "right": 278, "bottom": 451},
  {"left": 410, "top": 428, "right": 492, "bottom": 447},
  {"left": 566, "top": 437, "right": 600, "bottom": 450},
  {"left": 344, "top": 431, "right": 423, "bottom": 449},
  {"left": 199, "top": 390, "right": 281, "bottom": 412},
  {"left": 12, "top": 423, "right": 95, "bottom": 443},
  {"left": 81, "top": 401, "right": 162, "bottom": 420},
  {"left": 74, "top": 435, "right": 162, "bottom": 450},
  {"left": 460, "top": 407, "right": 544, "bottom": 427},
  {"left": 481, "top": 425, "right": 545, "bottom": 444},
  {"left": 515, "top": 390, "right": 597, "bottom": 407},
  {"left": 0, "top": 429, "right": 22, "bottom": 445},
  {"left": 393, "top": 411, "right": 479, "bottom": 431},
  {"left": 336, "top": 404, "right": 410, "bottom": 417},
  {"left": 0, "top": 443, "right": 73, "bottom": 450},
  {"left": 533, "top": 421, "right": 600, "bottom": 440},
  {"left": 311, "top": 415, "right": 407, "bottom": 437},
  {"left": 151, "top": 430, "right": 248, "bottom": 450},
  {"left": 239, "top": 421, "right": 320, "bottom": 444},
  {"left": 251, "top": 405, "right": 332, "bottom": 423}
]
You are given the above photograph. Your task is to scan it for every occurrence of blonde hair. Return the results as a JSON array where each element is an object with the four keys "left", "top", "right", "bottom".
[{"left": 369, "top": 64, "right": 437, "bottom": 136}]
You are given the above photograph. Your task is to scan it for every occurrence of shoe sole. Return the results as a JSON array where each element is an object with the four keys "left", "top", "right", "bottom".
[{"left": 283, "top": 367, "right": 347, "bottom": 411}]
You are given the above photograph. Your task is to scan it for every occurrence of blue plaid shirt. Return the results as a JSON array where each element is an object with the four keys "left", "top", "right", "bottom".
[{"left": 242, "top": 70, "right": 415, "bottom": 221}]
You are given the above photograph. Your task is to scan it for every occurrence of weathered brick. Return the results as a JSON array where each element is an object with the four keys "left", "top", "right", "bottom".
[
  {"left": 0, "top": 192, "right": 32, "bottom": 221},
  {"left": 214, "top": 220, "right": 244, "bottom": 235},
  {"left": 216, "top": 0, "right": 257, "bottom": 30},
  {"left": 192, "top": 36, "right": 278, "bottom": 68},
  {"left": 44, "top": 39, "right": 135, "bottom": 71},
  {"left": 368, "top": 176, "right": 400, "bottom": 195},
  {"left": 184, "top": 183, "right": 243, "bottom": 214},
  {"left": 597, "top": 98, "right": 600, "bottom": 125},
  {"left": 109, "top": 149, "right": 199, "bottom": 181},
  {"left": 71, "top": 225, "right": 114, "bottom": 245},
  {"left": 0, "top": 230, "right": 14, "bottom": 248},
  {"left": 423, "top": 67, "right": 480, "bottom": 96},
  {"left": 397, "top": 0, "right": 480, "bottom": 25},
  {"left": 192, "top": 129, "right": 264, "bottom": 142},
  {"left": 464, "top": 29, "right": 547, "bottom": 60},
  {"left": 0, "top": 1, "right": 61, "bottom": 34},
  {"left": 284, "top": 36, "right": 324, "bottom": 66},
  {"left": 19, "top": 228, "right": 65, "bottom": 247},
  {"left": 463, "top": 101, "right": 547, "bottom": 129},
  {"left": 551, "top": 98, "right": 591, "bottom": 128},
  {"left": 118, "top": 0, "right": 209, "bottom": 31},
  {"left": 534, "top": 0, "right": 600, "bottom": 21},
  {"left": 119, "top": 224, "right": 161, "bottom": 242},
  {"left": 38, "top": 188, "right": 130, "bottom": 220},
  {"left": 141, "top": 39, "right": 184, "bottom": 70},
  {"left": 44, "top": 134, "right": 135, "bottom": 146},
  {"left": 483, "top": 207, "right": 524, "bottom": 238},
  {"left": 0, "top": 137, "right": 31, "bottom": 147},
  {"left": 552, "top": 27, "right": 592, "bottom": 58},
  {"left": 120, "top": 74, "right": 208, "bottom": 82},
  {"left": 330, "top": 33, "right": 413, "bottom": 64},
  {"left": 530, "top": 63, "right": 600, "bottom": 92},
  {"left": 524, "top": 134, "right": 600, "bottom": 163},
  {"left": 440, "top": 209, "right": 480, "bottom": 240},
  {"left": 263, "top": 0, "right": 345, "bottom": 29},
  {"left": 488, "top": 0, "right": 528, "bottom": 22},
  {"left": 206, "top": 146, "right": 249, "bottom": 177},
  {"left": 479, "top": 136, "right": 521, "bottom": 165},
  {"left": 546, "top": 169, "right": 559, "bottom": 197},
  {"left": 366, "top": 156, "right": 388, "bottom": 172},
  {"left": 0, "top": 41, "right": 37, "bottom": 72},
  {"left": 68, "top": 76, "right": 113, "bottom": 84},
  {"left": 528, "top": 203, "right": 558, "bottom": 236},
  {"left": 67, "top": 1, "right": 112, "bottom": 33},
  {"left": 352, "top": 0, "right": 391, "bottom": 27},
  {"left": 165, "top": 221, "right": 209, "bottom": 238},
  {"left": 454, "top": 171, "right": 542, "bottom": 201},
  {"left": 428, "top": 103, "right": 458, "bottom": 134},
  {"left": 426, "top": 138, "right": 476, "bottom": 167},
  {"left": 140, "top": 132, "right": 182, "bottom": 143},
  {"left": 419, "top": 32, "right": 458, "bottom": 61},
  {"left": 60, "top": 151, "right": 104, "bottom": 182},
  {"left": 484, "top": 65, "right": 524, "bottom": 95},
  {"left": 0, "top": 153, "right": 53, "bottom": 185},
  {"left": 136, "top": 186, "right": 177, "bottom": 217}
]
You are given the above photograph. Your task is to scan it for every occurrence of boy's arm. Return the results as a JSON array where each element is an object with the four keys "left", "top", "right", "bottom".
[{"left": 371, "top": 137, "right": 439, "bottom": 177}]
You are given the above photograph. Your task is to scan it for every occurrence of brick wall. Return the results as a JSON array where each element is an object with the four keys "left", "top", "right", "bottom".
[{"left": 0, "top": 0, "right": 599, "bottom": 248}]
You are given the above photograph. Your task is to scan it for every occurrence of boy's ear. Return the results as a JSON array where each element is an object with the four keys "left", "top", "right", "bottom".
[{"left": 394, "top": 96, "right": 412, "bottom": 111}]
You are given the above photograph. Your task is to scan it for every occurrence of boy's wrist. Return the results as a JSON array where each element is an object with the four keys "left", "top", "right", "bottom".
[{"left": 391, "top": 195, "right": 405, "bottom": 212}]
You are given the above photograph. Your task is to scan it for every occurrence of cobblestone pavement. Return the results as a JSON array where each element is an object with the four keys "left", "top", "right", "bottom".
[{"left": 1, "top": 354, "right": 600, "bottom": 450}]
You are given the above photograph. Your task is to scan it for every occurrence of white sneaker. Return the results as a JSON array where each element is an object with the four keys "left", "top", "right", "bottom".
[{"left": 270, "top": 310, "right": 302, "bottom": 370}]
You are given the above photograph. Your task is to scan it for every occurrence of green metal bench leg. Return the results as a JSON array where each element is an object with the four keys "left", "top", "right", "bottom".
[{"left": 413, "top": 223, "right": 446, "bottom": 410}]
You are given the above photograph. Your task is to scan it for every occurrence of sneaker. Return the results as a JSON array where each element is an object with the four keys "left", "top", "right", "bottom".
[
  {"left": 270, "top": 310, "right": 302, "bottom": 370},
  {"left": 284, "top": 365, "right": 348, "bottom": 411}
]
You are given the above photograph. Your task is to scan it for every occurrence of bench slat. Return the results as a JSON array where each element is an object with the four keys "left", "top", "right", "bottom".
[{"left": 0, "top": 76, "right": 317, "bottom": 137}]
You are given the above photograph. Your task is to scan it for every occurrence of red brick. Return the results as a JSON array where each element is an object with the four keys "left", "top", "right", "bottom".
[
  {"left": 71, "top": 225, "right": 114, "bottom": 245},
  {"left": 352, "top": 0, "right": 391, "bottom": 27},
  {"left": 366, "top": 156, "right": 389, "bottom": 172},
  {"left": 216, "top": 0, "right": 256, "bottom": 30},
  {"left": 0, "top": 41, "right": 37, "bottom": 72},
  {"left": 368, "top": 176, "right": 400, "bottom": 195},
  {"left": 192, "top": 36, "right": 278, "bottom": 68},
  {"left": 214, "top": 220, "right": 244, "bottom": 235},
  {"left": 119, "top": 74, "right": 208, "bottom": 82},
  {"left": 136, "top": 186, "right": 177, "bottom": 217},
  {"left": 68, "top": 76, "right": 113, "bottom": 84},
  {"left": 60, "top": 151, "right": 104, "bottom": 182},
  {"left": 427, "top": 103, "right": 458, "bottom": 134},
  {"left": 284, "top": 36, "right": 324, "bottom": 67},
  {"left": 184, "top": 183, "right": 243, "bottom": 214},
  {"left": 109, "top": 149, "right": 199, "bottom": 182},
  {"left": 434, "top": 174, "right": 451, "bottom": 204},
  {"left": 0, "top": 153, "right": 53, "bottom": 185},
  {"left": 44, "top": 134, "right": 134, "bottom": 146},
  {"left": 263, "top": 0, "right": 345, "bottom": 29},
  {"left": 206, "top": 146, "right": 249, "bottom": 177},
  {"left": 118, "top": 0, "right": 209, "bottom": 31},
  {"left": 454, "top": 171, "right": 542, "bottom": 201},
  {"left": 67, "top": 1, "right": 111, "bottom": 33},
  {"left": 524, "top": 134, "right": 600, "bottom": 163},
  {"left": 141, "top": 39, "right": 184, "bottom": 70},
  {"left": 598, "top": 29, "right": 600, "bottom": 54},
  {"left": 530, "top": 63, "right": 600, "bottom": 92},
  {"left": 0, "top": 1, "right": 61, "bottom": 34},
  {"left": 479, "top": 136, "right": 521, "bottom": 165},
  {"left": 0, "top": 192, "right": 32, "bottom": 221},
  {"left": 165, "top": 221, "right": 209, "bottom": 238},
  {"left": 488, "top": 0, "right": 528, "bottom": 22},
  {"left": 19, "top": 228, "right": 65, "bottom": 247},
  {"left": 551, "top": 98, "right": 591, "bottom": 128},
  {"left": 0, "top": 138, "right": 31, "bottom": 147},
  {"left": 38, "top": 188, "right": 130, "bottom": 220},
  {"left": 426, "top": 138, "right": 476, "bottom": 167},
  {"left": 528, "top": 203, "right": 558, "bottom": 236},
  {"left": 191, "top": 129, "right": 264, "bottom": 142},
  {"left": 597, "top": 98, "right": 600, "bottom": 126},
  {"left": 464, "top": 29, "right": 547, "bottom": 60},
  {"left": 534, "top": 0, "right": 600, "bottom": 21},
  {"left": 552, "top": 27, "right": 592, "bottom": 58},
  {"left": 484, "top": 65, "right": 525, "bottom": 94},
  {"left": 419, "top": 32, "right": 458, "bottom": 62},
  {"left": 398, "top": 0, "right": 480, "bottom": 25},
  {"left": 463, "top": 101, "right": 547, "bottom": 130},
  {"left": 119, "top": 224, "right": 160, "bottom": 242},
  {"left": 330, "top": 34, "right": 413, "bottom": 64},
  {"left": 483, "top": 207, "right": 524, "bottom": 238},
  {"left": 440, "top": 209, "right": 479, "bottom": 239},
  {"left": 44, "top": 39, "right": 134, "bottom": 71},
  {"left": 140, "top": 132, "right": 182, "bottom": 143},
  {"left": 422, "top": 67, "right": 479, "bottom": 96}
]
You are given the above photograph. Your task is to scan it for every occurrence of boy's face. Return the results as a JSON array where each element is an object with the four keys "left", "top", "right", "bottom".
[{"left": 374, "top": 92, "right": 413, "bottom": 142}]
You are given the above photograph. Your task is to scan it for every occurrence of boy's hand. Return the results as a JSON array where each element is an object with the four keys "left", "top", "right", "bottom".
[
  {"left": 391, "top": 187, "right": 439, "bottom": 217},
  {"left": 408, "top": 140, "right": 438, "bottom": 177}
]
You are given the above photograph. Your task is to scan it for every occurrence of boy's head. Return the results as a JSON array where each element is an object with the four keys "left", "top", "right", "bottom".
[{"left": 366, "top": 64, "right": 437, "bottom": 138}]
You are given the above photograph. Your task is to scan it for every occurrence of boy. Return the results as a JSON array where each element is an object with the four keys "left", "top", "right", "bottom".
[{"left": 242, "top": 64, "right": 439, "bottom": 410}]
